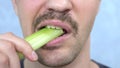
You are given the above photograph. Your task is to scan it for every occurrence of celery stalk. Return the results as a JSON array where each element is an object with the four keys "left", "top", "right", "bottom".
[{"left": 18, "top": 27, "right": 63, "bottom": 60}]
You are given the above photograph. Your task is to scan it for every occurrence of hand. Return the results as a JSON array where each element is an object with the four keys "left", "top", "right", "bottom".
[{"left": 0, "top": 32, "right": 38, "bottom": 68}]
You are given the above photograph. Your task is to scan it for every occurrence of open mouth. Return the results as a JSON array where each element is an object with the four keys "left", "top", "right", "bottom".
[
  {"left": 38, "top": 25, "right": 69, "bottom": 37},
  {"left": 35, "top": 20, "right": 72, "bottom": 49},
  {"left": 35, "top": 20, "right": 72, "bottom": 37}
]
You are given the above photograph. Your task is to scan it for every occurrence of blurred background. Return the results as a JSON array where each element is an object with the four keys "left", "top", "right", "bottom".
[{"left": 0, "top": 0, "right": 120, "bottom": 68}]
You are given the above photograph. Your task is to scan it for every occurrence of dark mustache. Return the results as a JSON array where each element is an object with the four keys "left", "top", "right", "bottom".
[{"left": 33, "top": 10, "right": 78, "bottom": 33}]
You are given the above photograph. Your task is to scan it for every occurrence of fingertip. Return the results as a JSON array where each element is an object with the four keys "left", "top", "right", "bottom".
[{"left": 28, "top": 51, "right": 38, "bottom": 61}]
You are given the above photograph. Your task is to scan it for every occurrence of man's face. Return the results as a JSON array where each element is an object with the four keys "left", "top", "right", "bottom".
[{"left": 13, "top": 0, "right": 100, "bottom": 67}]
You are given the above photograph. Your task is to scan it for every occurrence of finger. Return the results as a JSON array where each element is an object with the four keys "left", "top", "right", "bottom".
[
  {"left": 0, "top": 52, "right": 9, "bottom": 68},
  {"left": 0, "top": 33, "right": 38, "bottom": 61},
  {"left": 0, "top": 39, "right": 20, "bottom": 68}
]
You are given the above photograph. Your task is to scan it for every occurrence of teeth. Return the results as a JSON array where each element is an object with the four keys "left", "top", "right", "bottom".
[{"left": 46, "top": 25, "right": 61, "bottom": 29}]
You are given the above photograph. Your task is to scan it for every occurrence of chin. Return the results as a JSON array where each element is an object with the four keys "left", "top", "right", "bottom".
[
  {"left": 37, "top": 52, "right": 75, "bottom": 67},
  {"left": 36, "top": 44, "right": 80, "bottom": 67}
]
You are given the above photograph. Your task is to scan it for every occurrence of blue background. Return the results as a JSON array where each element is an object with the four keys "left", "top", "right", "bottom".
[{"left": 0, "top": 0, "right": 120, "bottom": 68}]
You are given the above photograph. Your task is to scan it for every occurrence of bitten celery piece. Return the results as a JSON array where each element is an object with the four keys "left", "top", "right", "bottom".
[{"left": 18, "top": 26, "right": 63, "bottom": 60}]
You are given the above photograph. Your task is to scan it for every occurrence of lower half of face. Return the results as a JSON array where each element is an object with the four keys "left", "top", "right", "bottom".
[
  {"left": 20, "top": 11, "right": 95, "bottom": 68},
  {"left": 23, "top": 17, "right": 94, "bottom": 67},
  {"left": 20, "top": 14, "right": 95, "bottom": 67},
  {"left": 16, "top": 0, "right": 99, "bottom": 67}
]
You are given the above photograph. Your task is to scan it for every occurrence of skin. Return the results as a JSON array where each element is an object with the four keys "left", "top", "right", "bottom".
[{"left": 0, "top": 0, "right": 100, "bottom": 68}]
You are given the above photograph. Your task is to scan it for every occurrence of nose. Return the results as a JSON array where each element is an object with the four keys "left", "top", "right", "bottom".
[{"left": 46, "top": 0, "right": 72, "bottom": 12}]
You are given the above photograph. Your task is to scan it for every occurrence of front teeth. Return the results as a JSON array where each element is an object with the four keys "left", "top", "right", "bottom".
[{"left": 46, "top": 25, "right": 61, "bottom": 29}]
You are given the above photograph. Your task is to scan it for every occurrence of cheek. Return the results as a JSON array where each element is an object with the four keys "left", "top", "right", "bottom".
[
  {"left": 16, "top": 0, "right": 46, "bottom": 36},
  {"left": 72, "top": 0, "right": 100, "bottom": 43},
  {"left": 73, "top": 0, "right": 99, "bottom": 29},
  {"left": 72, "top": 0, "right": 99, "bottom": 23}
]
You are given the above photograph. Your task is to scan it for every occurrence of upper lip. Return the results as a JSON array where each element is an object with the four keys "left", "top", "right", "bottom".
[{"left": 35, "top": 19, "right": 72, "bottom": 34}]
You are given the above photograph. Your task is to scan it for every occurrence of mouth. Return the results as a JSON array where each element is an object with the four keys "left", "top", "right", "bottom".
[
  {"left": 35, "top": 20, "right": 72, "bottom": 49},
  {"left": 35, "top": 20, "right": 72, "bottom": 37}
]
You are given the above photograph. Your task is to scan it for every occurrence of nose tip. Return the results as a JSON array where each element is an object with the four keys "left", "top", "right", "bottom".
[{"left": 46, "top": 0, "right": 72, "bottom": 12}]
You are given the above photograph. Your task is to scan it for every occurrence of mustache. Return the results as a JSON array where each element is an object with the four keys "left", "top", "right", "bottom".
[{"left": 33, "top": 10, "right": 78, "bottom": 33}]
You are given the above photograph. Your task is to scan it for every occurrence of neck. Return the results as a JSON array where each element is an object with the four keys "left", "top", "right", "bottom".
[{"left": 24, "top": 37, "right": 98, "bottom": 68}]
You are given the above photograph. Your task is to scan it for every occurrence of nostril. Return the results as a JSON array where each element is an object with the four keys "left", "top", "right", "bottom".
[
  {"left": 48, "top": 8, "right": 54, "bottom": 12},
  {"left": 63, "top": 9, "right": 70, "bottom": 14},
  {"left": 48, "top": 8, "right": 70, "bottom": 13}
]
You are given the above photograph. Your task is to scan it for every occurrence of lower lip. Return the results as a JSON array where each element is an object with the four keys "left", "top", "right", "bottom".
[{"left": 45, "top": 34, "right": 70, "bottom": 47}]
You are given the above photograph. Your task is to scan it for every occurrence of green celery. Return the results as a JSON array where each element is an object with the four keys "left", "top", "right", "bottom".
[{"left": 18, "top": 27, "right": 63, "bottom": 60}]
